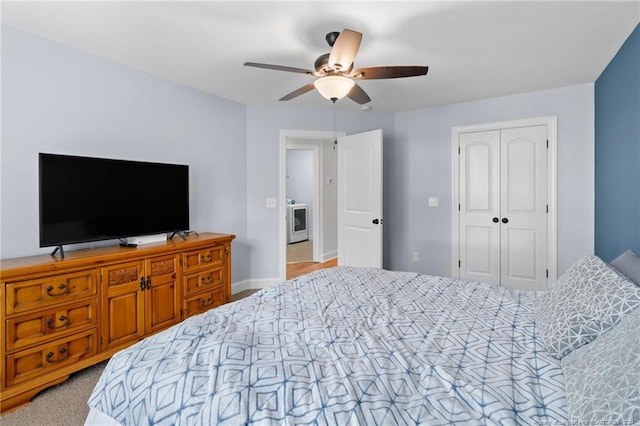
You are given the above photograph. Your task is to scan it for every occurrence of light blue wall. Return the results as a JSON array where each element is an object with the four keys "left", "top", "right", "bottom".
[
  {"left": 286, "top": 150, "right": 314, "bottom": 205},
  {"left": 595, "top": 24, "right": 640, "bottom": 261},
  {"left": 1, "top": 27, "right": 250, "bottom": 281},
  {"left": 393, "top": 84, "right": 595, "bottom": 277}
]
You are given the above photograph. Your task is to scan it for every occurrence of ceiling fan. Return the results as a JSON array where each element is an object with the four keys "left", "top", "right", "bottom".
[{"left": 244, "top": 29, "right": 429, "bottom": 104}]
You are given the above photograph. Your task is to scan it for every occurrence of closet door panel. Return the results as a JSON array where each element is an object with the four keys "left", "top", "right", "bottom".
[
  {"left": 458, "top": 130, "right": 501, "bottom": 284},
  {"left": 500, "top": 126, "right": 547, "bottom": 290},
  {"left": 504, "top": 228, "right": 538, "bottom": 281}
]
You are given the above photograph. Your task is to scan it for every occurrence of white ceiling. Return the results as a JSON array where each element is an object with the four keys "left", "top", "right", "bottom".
[{"left": 2, "top": 1, "right": 638, "bottom": 112}]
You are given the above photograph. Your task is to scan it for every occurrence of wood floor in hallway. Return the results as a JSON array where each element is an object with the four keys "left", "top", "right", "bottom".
[
  {"left": 232, "top": 258, "right": 338, "bottom": 302},
  {"left": 287, "top": 258, "right": 337, "bottom": 280}
]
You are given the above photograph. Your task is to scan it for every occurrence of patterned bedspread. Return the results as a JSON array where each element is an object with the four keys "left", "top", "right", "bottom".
[{"left": 88, "top": 267, "right": 568, "bottom": 425}]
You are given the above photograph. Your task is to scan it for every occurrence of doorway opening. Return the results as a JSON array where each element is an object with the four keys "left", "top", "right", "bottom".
[
  {"left": 286, "top": 149, "right": 313, "bottom": 264},
  {"left": 279, "top": 130, "right": 344, "bottom": 282},
  {"left": 279, "top": 129, "right": 384, "bottom": 281}
]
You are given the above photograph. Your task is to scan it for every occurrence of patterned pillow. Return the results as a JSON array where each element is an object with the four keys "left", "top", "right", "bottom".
[
  {"left": 561, "top": 306, "right": 640, "bottom": 422},
  {"left": 534, "top": 255, "right": 640, "bottom": 359}
]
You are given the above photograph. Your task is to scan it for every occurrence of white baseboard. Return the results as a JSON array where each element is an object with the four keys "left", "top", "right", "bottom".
[
  {"left": 232, "top": 277, "right": 281, "bottom": 294},
  {"left": 321, "top": 250, "right": 337, "bottom": 262}
]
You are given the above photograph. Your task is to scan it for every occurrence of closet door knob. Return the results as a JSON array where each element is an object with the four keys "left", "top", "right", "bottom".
[
  {"left": 502, "top": 217, "right": 509, "bottom": 224},
  {"left": 492, "top": 217, "right": 499, "bottom": 223}
]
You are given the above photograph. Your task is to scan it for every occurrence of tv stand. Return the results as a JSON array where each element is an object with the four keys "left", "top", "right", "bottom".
[
  {"left": 169, "top": 231, "right": 188, "bottom": 241},
  {"left": 0, "top": 232, "right": 234, "bottom": 413},
  {"left": 50, "top": 245, "right": 65, "bottom": 259}
]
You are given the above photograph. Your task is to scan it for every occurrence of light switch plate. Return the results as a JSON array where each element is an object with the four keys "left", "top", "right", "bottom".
[
  {"left": 428, "top": 197, "right": 439, "bottom": 207},
  {"left": 266, "top": 197, "right": 277, "bottom": 208}
]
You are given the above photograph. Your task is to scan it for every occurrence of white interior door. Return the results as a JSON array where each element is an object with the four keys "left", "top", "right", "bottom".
[
  {"left": 337, "top": 129, "right": 383, "bottom": 267},
  {"left": 459, "top": 130, "right": 501, "bottom": 284},
  {"left": 500, "top": 125, "right": 548, "bottom": 290},
  {"left": 458, "top": 125, "right": 548, "bottom": 290}
]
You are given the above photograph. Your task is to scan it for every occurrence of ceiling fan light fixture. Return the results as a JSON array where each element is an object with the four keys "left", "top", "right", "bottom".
[{"left": 314, "top": 75, "right": 355, "bottom": 102}]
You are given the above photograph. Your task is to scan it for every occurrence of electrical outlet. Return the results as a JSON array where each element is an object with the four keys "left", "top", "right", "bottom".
[{"left": 412, "top": 251, "right": 420, "bottom": 262}]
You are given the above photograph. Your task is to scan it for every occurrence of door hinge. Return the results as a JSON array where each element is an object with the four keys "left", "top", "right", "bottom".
[
  {"left": 458, "top": 203, "right": 461, "bottom": 211},
  {"left": 458, "top": 146, "right": 461, "bottom": 154},
  {"left": 546, "top": 204, "right": 549, "bottom": 213},
  {"left": 458, "top": 260, "right": 461, "bottom": 268},
  {"left": 546, "top": 139, "right": 549, "bottom": 149},
  {"left": 546, "top": 269, "right": 549, "bottom": 278}
]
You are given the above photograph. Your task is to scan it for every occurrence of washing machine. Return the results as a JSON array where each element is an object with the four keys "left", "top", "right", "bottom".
[{"left": 287, "top": 203, "right": 308, "bottom": 243}]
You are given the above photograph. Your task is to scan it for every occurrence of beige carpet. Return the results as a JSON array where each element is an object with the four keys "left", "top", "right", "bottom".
[
  {"left": 287, "top": 240, "right": 313, "bottom": 263},
  {"left": 0, "top": 361, "right": 107, "bottom": 426}
]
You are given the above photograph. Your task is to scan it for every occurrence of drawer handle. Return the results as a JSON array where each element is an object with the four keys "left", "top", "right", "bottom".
[
  {"left": 200, "top": 254, "right": 213, "bottom": 263},
  {"left": 146, "top": 276, "right": 151, "bottom": 290},
  {"left": 46, "top": 347, "right": 69, "bottom": 363},
  {"left": 46, "top": 315, "right": 68, "bottom": 330},
  {"left": 46, "top": 283, "right": 69, "bottom": 297},
  {"left": 200, "top": 297, "right": 213, "bottom": 307},
  {"left": 201, "top": 274, "right": 214, "bottom": 285},
  {"left": 140, "top": 277, "right": 146, "bottom": 291}
]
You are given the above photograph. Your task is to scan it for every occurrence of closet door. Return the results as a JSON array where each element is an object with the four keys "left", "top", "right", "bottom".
[
  {"left": 458, "top": 125, "right": 548, "bottom": 290},
  {"left": 459, "top": 130, "right": 501, "bottom": 284},
  {"left": 500, "top": 125, "right": 548, "bottom": 290}
]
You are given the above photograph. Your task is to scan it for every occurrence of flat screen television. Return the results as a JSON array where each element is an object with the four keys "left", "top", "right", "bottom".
[{"left": 39, "top": 153, "right": 189, "bottom": 252}]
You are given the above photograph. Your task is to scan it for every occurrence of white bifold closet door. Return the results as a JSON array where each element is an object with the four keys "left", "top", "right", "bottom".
[{"left": 458, "top": 125, "right": 548, "bottom": 291}]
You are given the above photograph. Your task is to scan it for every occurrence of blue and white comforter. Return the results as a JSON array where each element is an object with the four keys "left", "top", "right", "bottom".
[{"left": 88, "top": 267, "right": 568, "bottom": 425}]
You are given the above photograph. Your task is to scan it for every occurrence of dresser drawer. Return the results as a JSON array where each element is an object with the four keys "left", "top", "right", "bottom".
[
  {"left": 6, "top": 299, "right": 98, "bottom": 352},
  {"left": 182, "top": 266, "right": 225, "bottom": 298},
  {"left": 5, "top": 328, "right": 98, "bottom": 387},
  {"left": 5, "top": 270, "right": 97, "bottom": 315},
  {"left": 182, "top": 286, "right": 228, "bottom": 318},
  {"left": 182, "top": 245, "right": 227, "bottom": 274}
]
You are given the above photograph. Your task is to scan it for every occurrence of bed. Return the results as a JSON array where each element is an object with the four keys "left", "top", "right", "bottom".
[{"left": 86, "top": 255, "right": 640, "bottom": 425}]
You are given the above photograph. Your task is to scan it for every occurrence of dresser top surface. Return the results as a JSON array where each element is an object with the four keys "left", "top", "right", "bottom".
[{"left": 1, "top": 233, "right": 235, "bottom": 278}]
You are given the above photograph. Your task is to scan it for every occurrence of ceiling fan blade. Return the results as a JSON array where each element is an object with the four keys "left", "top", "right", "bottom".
[
  {"left": 351, "top": 66, "right": 429, "bottom": 80},
  {"left": 279, "top": 83, "right": 316, "bottom": 101},
  {"left": 347, "top": 84, "right": 371, "bottom": 105},
  {"left": 244, "top": 62, "right": 315, "bottom": 75},
  {"left": 328, "top": 29, "right": 362, "bottom": 72}
]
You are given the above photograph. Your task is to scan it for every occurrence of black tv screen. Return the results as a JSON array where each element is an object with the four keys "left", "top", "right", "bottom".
[{"left": 39, "top": 153, "right": 189, "bottom": 248}]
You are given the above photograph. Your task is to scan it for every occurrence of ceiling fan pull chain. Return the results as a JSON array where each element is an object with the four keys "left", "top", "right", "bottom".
[{"left": 333, "top": 102, "right": 338, "bottom": 150}]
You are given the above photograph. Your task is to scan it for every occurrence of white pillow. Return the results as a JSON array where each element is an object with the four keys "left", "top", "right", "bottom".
[
  {"left": 534, "top": 255, "right": 640, "bottom": 359},
  {"left": 561, "top": 306, "right": 640, "bottom": 422}
]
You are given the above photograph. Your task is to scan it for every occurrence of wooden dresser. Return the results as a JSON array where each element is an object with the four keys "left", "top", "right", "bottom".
[{"left": 0, "top": 232, "right": 234, "bottom": 413}]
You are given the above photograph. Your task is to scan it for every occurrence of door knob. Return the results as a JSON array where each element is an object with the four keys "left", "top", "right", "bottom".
[
  {"left": 372, "top": 218, "right": 382, "bottom": 225},
  {"left": 492, "top": 217, "right": 499, "bottom": 223},
  {"left": 502, "top": 217, "right": 509, "bottom": 224}
]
